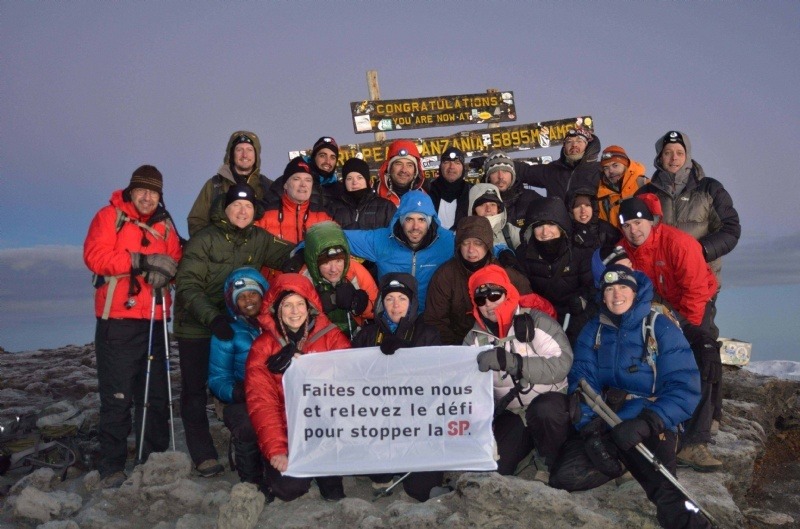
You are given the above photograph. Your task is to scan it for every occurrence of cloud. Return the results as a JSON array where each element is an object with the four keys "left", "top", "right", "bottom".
[{"left": 721, "top": 232, "right": 800, "bottom": 287}]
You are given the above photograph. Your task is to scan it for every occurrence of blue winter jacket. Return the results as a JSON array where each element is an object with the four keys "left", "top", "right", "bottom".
[
  {"left": 568, "top": 271, "right": 700, "bottom": 432},
  {"left": 343, "top": 190, "right": 455, "bottom": 313},
  {"left": 208, "top": 268, "right": 268, "bottom": 403}
]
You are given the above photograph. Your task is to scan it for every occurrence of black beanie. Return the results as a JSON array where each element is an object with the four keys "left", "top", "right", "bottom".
[
  {"left": 225, "top": 183, "right": 256, "bottom": 208},
  {"left": 341, "top": 158, "right": 372, "bottom": 183},
  {"left": 440, "top": 146, "right": 465, "bottom": 163},
  {"left": 311, "top": 136, "right": 339, "bottom": 158},
  {"left": 618, "top": 197, "right": 654, "bottom": 224},
  {"left": 283, "top": 156, "right": 313, "bottom": 181},
  {"left": 601, "top": 264, "right": 638, "bottom": 292}
]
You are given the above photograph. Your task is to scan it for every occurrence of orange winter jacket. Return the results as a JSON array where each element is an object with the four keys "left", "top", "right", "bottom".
[
  {"left": 84, "top": 190, "right": 182, "bottom": 320},
  {"left": 245, "top": 273, "right": 350, "bottom": 460},
  {"left": 255, "top": 193, "right": 332, "bottom": 244},
  {"left": 374, "top": 140, "right": 427, "bottom": 206},
  {"left": 596, "top": 160, "right": 648, "bottom": 227}
]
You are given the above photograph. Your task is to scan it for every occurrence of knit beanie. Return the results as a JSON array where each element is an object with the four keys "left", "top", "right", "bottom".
[
  {"left": 455, "top": 216, "right": 494, "bottom": 251},
  {"left": 658, "top": 131, "right": 686, "bottom": 154},
  {"left": 601, "top": 264, "right": 638, "bottom": 292},
  {"left": 600, "top": 145, "right": 630, "bottom": 168},
  {"left": 566, "top": 127, "right": 593, "bottom": 143},
  {"left": 283, "top": 156, "right": 313, "bottom": 180},
  {"left": 382, "top": 277, "right": 414, "bottom": 301},
  {"left": 231, "top": 277, "right": 265, "bottom": 305},
  {"left": 225, "top": 183, "right": 256, "bottom": 208},
  {"left": 311, "top": 136, "right": 339, "bottom": 159},
  {"left": 472, "top": 187, "right": 504, "bottom": 213},
  {"left": 342, "top": 157, "right": 372, "bottom": 183},
  {"left": 618, "top": 197, "right": 654, "bottom": 225},
  {"left": 440, "top": 146, "right": 465, "bottom": 164},
  {"left": 483, "top": 151, "right": 515, "bottom": 182},
  {"left": 127, "top": 165, "right": 163, "bottom": 195}
]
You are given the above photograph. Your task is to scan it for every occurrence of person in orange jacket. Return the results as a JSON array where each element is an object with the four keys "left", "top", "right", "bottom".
[
  {"left": 84, "top": 165, "right": 182, "bottom": 488},
  {"left": 245, "top": 273, "right": 350, "bottom": 502},
  {"left": 374, "top": 140, "right": 427, "bottom": 206},
  {"left": 596, "top": 145, "right": 649, "bottom": 228}
]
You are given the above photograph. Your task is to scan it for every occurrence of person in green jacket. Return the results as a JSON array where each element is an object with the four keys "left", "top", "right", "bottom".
[{"left": 174, "top": 183, "right": 294, "bottom": 476}]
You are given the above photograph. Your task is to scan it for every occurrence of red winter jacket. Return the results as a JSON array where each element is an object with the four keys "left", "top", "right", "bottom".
[
  {"left": 245, "top": 273, "right": 350, "bottom": 460},
  {"left": 375, "top": 140, "right": 427, "bottom": 206},
  {"left": 620, "top": 222, "right": 717, "bottom": 326},
  {"left": 84, "top": 190, "right": 182, "bottom": 320}
]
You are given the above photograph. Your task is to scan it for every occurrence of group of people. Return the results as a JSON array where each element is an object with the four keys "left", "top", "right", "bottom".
[{"left": 84, "top": 126, "right": 739, "bottom": 529}]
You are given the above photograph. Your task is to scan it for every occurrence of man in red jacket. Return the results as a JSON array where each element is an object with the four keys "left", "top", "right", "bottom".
[
  {"left": 617, "top": 194, "right": 722, "bottom": 472},
  {"left": 84, "top": 166, "right": 182, "bottom": 488},
  {"left": 375, "top": 140, "right": 427, "bottom": 206}
]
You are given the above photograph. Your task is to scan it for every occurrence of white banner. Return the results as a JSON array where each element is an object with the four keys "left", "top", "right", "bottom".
[{"left": 283, "top": 345, "right": 496, "bottom": 477}]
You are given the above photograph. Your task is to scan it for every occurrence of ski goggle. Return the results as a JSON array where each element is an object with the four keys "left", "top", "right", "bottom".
[{"left": 474, "top": 286, "right": 506, "bottom": 307}]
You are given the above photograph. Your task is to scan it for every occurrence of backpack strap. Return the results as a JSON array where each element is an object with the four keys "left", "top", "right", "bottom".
[{"left": 641, "top": 308, "right": 659, "bottom": 394}]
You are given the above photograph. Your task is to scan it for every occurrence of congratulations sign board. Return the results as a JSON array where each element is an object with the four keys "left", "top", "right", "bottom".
[
  {"left": 350, "top": 91, "right": 516, "bottom": 133},
  {"left": 282, "top": 345, "right": 496, "bottom": 477}
]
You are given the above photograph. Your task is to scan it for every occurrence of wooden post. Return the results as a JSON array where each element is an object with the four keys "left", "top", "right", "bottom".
[{"left": 367, "top": 70, "right": 386, "bottom": 143}]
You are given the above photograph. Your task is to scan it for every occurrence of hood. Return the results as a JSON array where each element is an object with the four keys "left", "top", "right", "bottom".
[
  {"left": 223, "top": 267, "right": 270, "bottom": 319},
  {"left": 390, "top": 190, "right": 441, "bottom": 229},
  {"left": 636, "top": 192, "right": 664, "bottom": 219},
  {"left": 377, "top": 140, "right": 426, "bottom": 192},
  {"left": 566, "top": 185, "right": 600, "bottom": 223},
  {"left": 223, "top": 130, "right": 262, "bottom": 177},
  {"left": 376, "top": 272, "right": 420, "bottom": 324},
  {"left": 654, "top": 130, "right": 693, "bottom": 174},
  {"left": 560, "top": 132, "right": 601, "bottom": 165},
  {"left": 599, "top": 270, "right": 655, "bottom": 329},
  {"left": 468, "top": 182, "right": 507, "bottom": 237},
  {"left": 455, "top": 215, "right": 494, "bottom": 255},
  {"left": 303, "top": 221, "right": 351, "bottom": 285},
  {"left": 523, "top": 196, "right": 572, "bottom": 239},
  {"left": 257, "top": 273, "right": 323, "bottom": 330},
  {"left": 467, "top": 264, "right": 520, "bottom": 339}
]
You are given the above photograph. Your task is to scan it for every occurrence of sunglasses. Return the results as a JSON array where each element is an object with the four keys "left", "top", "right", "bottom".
[{"left": 474, "top": 289, "right": 506, "bottom": 307}]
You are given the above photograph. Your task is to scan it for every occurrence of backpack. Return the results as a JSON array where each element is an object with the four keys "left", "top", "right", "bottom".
[{"left": 0, "top": 413, "right": 78, "bottom": 480}]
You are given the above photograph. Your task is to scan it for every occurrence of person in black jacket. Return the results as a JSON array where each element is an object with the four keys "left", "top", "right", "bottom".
[
  {"left": 517, "top": 197, "right": 596, "bottom": 345},
  {"left": 428, "top": 146, "right": 472, "bottom": 230},
  {"left": 325, "top": 158, "right": 396, "bottom": 230},
  {"left": 351, "top": 273, "right": 444, "bottom": 501},
  {"left": 481, "top": 150, "right": 542, "bottom": 229},
  {"left": 567, "top": 187, "right": 619, "bottom": 251},
  {"left": 514, "top": 127, "right": 601, "bottom": 203}
]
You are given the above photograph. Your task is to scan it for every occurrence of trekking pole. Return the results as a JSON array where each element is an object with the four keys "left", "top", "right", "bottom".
[
  {"left": 137, "top": 292, "right": 158, "bottom": 464},
  {"left": 578, "top": 379, "right": 719, "bottom": 528},
  {"left": 372, "top": 471, "right": 411, "bottom": 501},
  {"left": 159, "top": 287, "right": 176, "bottom": 451}
]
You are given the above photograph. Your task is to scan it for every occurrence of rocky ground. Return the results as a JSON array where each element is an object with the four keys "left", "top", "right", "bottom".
[{"left": 0, "top": 343, "right": 798, "bottom": 529}]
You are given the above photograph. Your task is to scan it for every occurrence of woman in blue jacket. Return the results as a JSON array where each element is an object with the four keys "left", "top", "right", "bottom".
[
  {"left": 208, "top": 267, "right": 269, "bottom": 490},
  {"left": 550, "top": 264, "right": 708, "bottom": 529}
]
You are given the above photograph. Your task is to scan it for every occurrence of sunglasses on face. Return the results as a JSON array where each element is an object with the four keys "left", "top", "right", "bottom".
[{"left": 474, "top": 289, "right": 505, "bottom": 307}]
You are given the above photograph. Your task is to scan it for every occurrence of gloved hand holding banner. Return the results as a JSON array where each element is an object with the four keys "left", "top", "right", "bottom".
[{"left": 282, "top": 345, "right": 496, "bottom": 477}]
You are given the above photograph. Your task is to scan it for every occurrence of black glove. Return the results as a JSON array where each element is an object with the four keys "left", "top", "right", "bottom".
[
  {"left": 476, "top": 347, "right": 522, "bottom": 377},
  {"left": 231, "top": 381, "right": 246, "bottom": 403},
  {"left": 698, "top": 339, "right": 722, "bottom": 383},
  {"left": 379, "top": 334, "right": 409, "bottom": 355},
  {"left": 210, "top": 315, "right": 234, "bottom": 341},
  {"left": 333, "top": 282, "right": 356, "bottom": 310},
  {"left": 469, "top": 155, "right": 487, "bottom": 171},
  {"left": 512, "top": 313, "right": 536, "bottom": 343},
  {"left": 611, "top": 408, "right": 664, "bottom": 452},
  {"left": 132, "top": 253, "right": 178, "bottom": 289},
  {"left": 568, "top": 296, "right": 587, "bottom": 316},
  {"left": 350, "top": 289, "right": 369, "bottom": 315},
  {"left": 267, "top": 344, "right": 297, "bottom": 374},
  {"left": 497, "top": 248, "right": 523, "bottom": 272},
  {"left": 316, "top": 286, "right": 337, "bottom": 313},
  {"left": 281, "top": 247, "right": 305, "bottom": 273}
]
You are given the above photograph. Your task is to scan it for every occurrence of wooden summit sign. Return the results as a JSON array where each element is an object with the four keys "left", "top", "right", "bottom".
[{"left": 350, "top": 91, "right": 517, "bottom": 133}]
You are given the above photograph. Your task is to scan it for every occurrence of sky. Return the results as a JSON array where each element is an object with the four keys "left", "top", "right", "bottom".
[{"left": 2, "top": 2, "right": 799, "bottom": 360}]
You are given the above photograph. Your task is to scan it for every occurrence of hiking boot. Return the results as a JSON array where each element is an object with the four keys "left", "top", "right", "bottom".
[
  {"left": 371, "top": 478, "right": 394, "bottom": 490},
  {"left": 320, "top": 486, "right": 346, "bottom": 502},
  {"left": 197, "top": 459, "right": 224, "bottom": 477},
  {"left": 99, "top": 470, "right": 127, "bottom": 489},
  {"left": 677, "top": 443, "right": 722, "bottom": 472}
]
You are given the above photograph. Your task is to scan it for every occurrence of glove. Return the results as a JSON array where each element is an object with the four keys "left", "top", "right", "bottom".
[
  {"left": 132, "top": 253, "right": 178, "bottom": 289},
  {"left": 316, "top": 286, "right": 337, "bottom": 313},
  {"left": 231, "top": 381, "right": 246, "bottom": 403},
  {"left": 568, "top": 296, "right": 587, "bottom": 316},
  {"left": 476, "top": 347, "right": 522, "bottom": 377},
  {"left": 497, "top": 248, "right": 523, "bottom": 272},
  {"left": 469, "top": 155, "right": 487, "bottom": 171},
  {"left": 350, "top": 289, "right": 369, "bottom": 315},
  {"left": 281, "top": 247, "right": 305, "bottom": 273},
  {"left": 698, "top": 339, "right": 722, "bottom": 383},
  {"left": 267, "top": 344, "right": 297, "bottom": 374},
  {"left": 210, "top": 315, "right": 234, "bottom": 341},
  {"left": 379, "top": 334, "right": 409, "bottom": 355},
  {"left": 512, "top": 313, "right": 536, "bottom": 343},
  {"left": 333, "top": 282, "right": 356, "bottom": 310},
  {"left": 611, "top": 408, "right": 664, "bottom": 452}
]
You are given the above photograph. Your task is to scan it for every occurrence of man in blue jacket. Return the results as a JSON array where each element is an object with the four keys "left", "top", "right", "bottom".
[{"left": 343, "top": 190, "right": 454, "bottom": 313}]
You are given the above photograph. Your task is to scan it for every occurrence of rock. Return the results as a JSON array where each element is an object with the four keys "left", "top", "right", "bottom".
[
  {"left": 35, "top": 520, "right": 81, "bottom": 529},
  {"left": 140, "top": 451, "right": 192, "bottom": 486},
  {"left": 743, "top": 508, "right": 796, "bottom": 527},
  {"left": 10, "top": 467, "right": 59, "bottom": 495},
  {"left": 13, "top": 487, "right": 83, "bottom": 523},
  {"left": 36, "top": 401, "right": 82, "bottom": 429},
  {"left": 176, "top": 512, "right": 216, "bottom": 529},
  {"left": 217, "top": 482, "right": 265, "bottom": 529}
]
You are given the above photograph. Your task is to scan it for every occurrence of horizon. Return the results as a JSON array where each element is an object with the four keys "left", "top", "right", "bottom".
[{"left": 2, "top": 2, "right": 799, "bottom": 358}]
